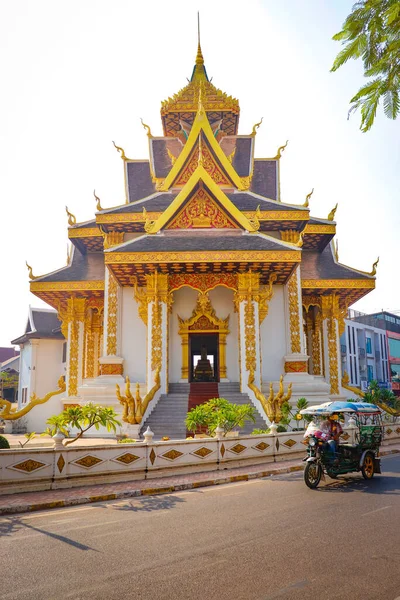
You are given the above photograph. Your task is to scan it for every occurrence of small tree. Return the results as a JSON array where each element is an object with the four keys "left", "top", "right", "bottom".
[
  {"left": 44, "top": 404, "right": 121, "bottom": 446},
  {"left": 185, "top": 398, "right": 256, "bottom": 437}
]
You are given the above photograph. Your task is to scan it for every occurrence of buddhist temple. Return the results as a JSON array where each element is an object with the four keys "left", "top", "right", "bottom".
[{"left": 22, "top": 30, "right": 377, "bottom": 436}]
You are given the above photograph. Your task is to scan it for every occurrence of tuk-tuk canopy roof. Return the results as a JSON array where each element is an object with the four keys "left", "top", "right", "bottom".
[{"left": 300, "top": 400, "right": 380, "bottom": 416}]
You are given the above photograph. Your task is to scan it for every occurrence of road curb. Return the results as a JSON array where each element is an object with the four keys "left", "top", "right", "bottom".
[
  {"left": 0, "top": 464, "right": 304, "bottom": 516},
  {"left": 1, "top": 450, "right": 398, "bottom": 516}
]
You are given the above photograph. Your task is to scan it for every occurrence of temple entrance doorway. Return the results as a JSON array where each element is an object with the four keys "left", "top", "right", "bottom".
[{"left": 189, "top": 333, "right": 219, "bottom": 382}]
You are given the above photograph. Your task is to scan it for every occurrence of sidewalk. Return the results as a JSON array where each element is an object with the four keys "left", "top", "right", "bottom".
[{"left": 1, "top": 445, "right": 399, "bottom": 516}]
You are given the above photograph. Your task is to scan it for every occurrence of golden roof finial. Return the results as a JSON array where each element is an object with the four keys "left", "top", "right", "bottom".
[
  {"left": 196, "top": 12, "right": 204, "bottom": 66},
  {"left": 112, "top": 140, "right": 126, "bottom": 160},
  {"left": 65, "top": 206, "right": 76, "bottom": 226},
  {"left": 26, "top": 261, "right": 37, "bottom": 280},
  {"left": 327, "top": 203, "right": 338, "bottom": 221},
  {"left": 251, "top": 117, "right": 263, "bottom": 136},
  {"left": 370, "top": 257, "right": 379, "bottom": 276},
  {"left": 274, "top": 140, "right": 288, "bottom": 160},
  {"left": 93, "top": 189, "right": 102, "bottom": 211},
  {"left": 296, "top": 231, "right": 304, "bottom": 247},
  {"left": 304, "top": 188, "right": 314, "bottom": 208},
  {"left": 140, "top": 118, "right": 153, "bottom": 138}
]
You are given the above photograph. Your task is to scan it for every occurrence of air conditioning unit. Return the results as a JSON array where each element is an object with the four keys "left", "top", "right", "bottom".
[{"left": 361, "top": 381, "right": 368, "bottom": 391}]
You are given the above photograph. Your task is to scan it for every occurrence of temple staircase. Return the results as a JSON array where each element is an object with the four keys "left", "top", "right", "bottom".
[{"left": 140, "top": 382, "right": 267, "bottom": 440}]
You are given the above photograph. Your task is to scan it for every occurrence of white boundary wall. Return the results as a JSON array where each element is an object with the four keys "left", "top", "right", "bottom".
[{"left": 1, "top": 424, "right": 398, "bottom": 495}]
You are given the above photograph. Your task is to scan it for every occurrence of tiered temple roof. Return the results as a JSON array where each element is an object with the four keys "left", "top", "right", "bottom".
[{"left": 29, "top": 37, "right": 376, "bottom": 310}]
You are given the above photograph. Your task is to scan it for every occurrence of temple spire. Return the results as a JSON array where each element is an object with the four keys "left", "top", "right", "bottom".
[
  {"left": 191, "top": 12, "right": 208, "bottom": 82},
  {"left": 195, "top": 12, "right": 204, "bottom": 66}
]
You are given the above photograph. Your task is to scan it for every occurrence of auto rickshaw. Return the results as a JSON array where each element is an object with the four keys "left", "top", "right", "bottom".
[{"left": 300, "top": 400, "right": 383, "bottom": 489}]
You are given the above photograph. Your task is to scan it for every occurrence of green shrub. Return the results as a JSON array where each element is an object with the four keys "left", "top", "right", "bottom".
[
  {"left": 117, "top": 438, "right": 136, "bottom": 444},
  {"left": 0, "top": 435, "right": 10, "bottom": 449},
  {"left": 252, "top": 428, "right": 271, "bottom": 435}
]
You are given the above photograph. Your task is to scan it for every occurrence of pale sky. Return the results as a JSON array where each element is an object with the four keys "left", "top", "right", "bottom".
[{"left": 0, "top": 0, "right": 399, "bottom": 347}]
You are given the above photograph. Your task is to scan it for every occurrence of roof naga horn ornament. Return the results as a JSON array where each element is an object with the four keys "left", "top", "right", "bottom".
[
  {"left": 303, "top": 188, "right": 314, "bottom": 208},
  {"left": 327, "top": 203, "right": 338, "bottom": 221},
  {"left": 140, "top": 118, "right": 153, "bottom": 138},
  {"left": 295, "top": 231, "right": 304, "bottom": 248},
  {"left": 248, "top": 205, "right": 261, "bottom": 232},
  {"left": 370, "top": 257, "right": 379, "bottom": 276},
  {"left": 334, "top": 239, "right": 339, "bottom": 262},
  {"left": 251, "top": 117, "right": 263, "bottom": 136},
  {"left": 274, "top": 140, "right": 288, "bottom": 160},
  {"left": 143, "top": 207, "right": 156, "bottom": 234},
  {"left": 93, "top": 189, "right": 102, "bottom": 211},
  {"left": 25, "top": 261, "right": 37, "bottom": 280},
  {"left": 65, "top": 206, "right": 77, "bottom": 226},
  {"left": 112, "top": 140, "right": 127, "bottom": 160}
]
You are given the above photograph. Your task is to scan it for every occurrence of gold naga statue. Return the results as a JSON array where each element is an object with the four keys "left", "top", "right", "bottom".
[
  {"left": 248, "top": 373, "right": 292, "bottom": 423},
  {"left": 0, "top": 376, "right": 66, "bottom": 420},
  {"left": 116, "top": 377, "right": 143, "bottom": 425}
]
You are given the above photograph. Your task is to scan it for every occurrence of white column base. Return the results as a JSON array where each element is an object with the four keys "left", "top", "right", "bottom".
[{"left": 121, "top": 423, "right": 142, "bottom": 439}]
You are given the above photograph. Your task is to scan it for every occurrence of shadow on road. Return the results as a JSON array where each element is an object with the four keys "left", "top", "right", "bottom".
[
  {"left": 315, "top": 475, "right": 400, "bottom": 495},
  {"left": 108, "top": 493, "right": 187, "bottom": 513},
  {"left": 0, "top": 517, "right": 99, "bottom": 551}
]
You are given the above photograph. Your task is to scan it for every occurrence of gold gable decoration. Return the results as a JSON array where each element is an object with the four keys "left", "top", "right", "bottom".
[
  {"left": 175, "top": 140, "right": 232, "bottom": 187},
  {"left": 178, "top": 291, "right": 229, "bottom": 380},
  {"left": 168, "top": 187, "right": 238, "bottom": 230}
]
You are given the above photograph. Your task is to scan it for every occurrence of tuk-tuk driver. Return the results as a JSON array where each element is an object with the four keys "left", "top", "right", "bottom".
[{"left": 321, "top": 414, "right": 343, "bottom": 459}]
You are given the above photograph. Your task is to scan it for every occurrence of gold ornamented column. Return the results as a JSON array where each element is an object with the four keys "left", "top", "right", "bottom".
[
  {"left": 321, "top": 294, "right": 344, "bottom": 397},
  {"left": 146, "top": 272, "right": 169, "bottom": 395},
  {"left": 284, "top": 267, "right": 309, "bottom": 375},
  {"left": 65, "top": 297, "right": 86, "bottom": 398},
  {"left": 312, "top": 309, "right": 323, "bottom": 376},
  {"left": 99, "top": 268, "right": 124, "bottom": 376},
  {"left": 236, "top": 272, "right": 262, "bottom": 392},
  {"left": 83, "top": 301, "right": 104, "bottom": 379}
]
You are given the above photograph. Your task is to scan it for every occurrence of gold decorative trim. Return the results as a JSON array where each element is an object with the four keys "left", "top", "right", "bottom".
[
  {"left": 284, "top": 361, "right": 307, "bottom": 373},
  {"left": 106, "top": 272, "right": 118, "bottom": 355},
  {"left": 10, "top": 459, "right": 47, "bottom": 473},
  {"left": 243, "top": 211, "right": 308, "bottom": 221},
  {"left": 303, "top": 224, "right": 336, "bottom": 234},
  {"left": 68, "top": 228, "right": 102, "bottom": 239},
  {"left": 106, "top": 250, "right": 301, "bottom": 265},
  {"left": 31, "top": 281, "right": 105, "bottom": 292},
  {"left": 169, "top": 273, "right": 237, "bottom": 294},
  {"left": 96, "top": 212, "right": 161, "bottom": 224},
  {"left": 302, "top": 280, "right": 375, "bottom": 289}
]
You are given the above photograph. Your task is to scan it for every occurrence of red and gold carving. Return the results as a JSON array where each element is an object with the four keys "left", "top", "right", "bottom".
[
  {"left": 168, "top": 188, "right": 237, "bottom": 230},
  {"left": 188, "top": 314, "right": 214, "bottom": 330},
  {"left": 100, "top": 363, "right": 123, "bottom": 376},
  {"left": 175, "top": 144, "right": 231, "bottom": 186},
  {"left": 284, "top": 361, "right": 308, "bottom": 373},
  {"left": 169, "top": 272, "right": 237, "bottom": 293}
]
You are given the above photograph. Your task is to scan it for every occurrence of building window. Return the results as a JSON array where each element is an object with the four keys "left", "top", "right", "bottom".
[
  {"left": 62, "top": 342, "right": 67, "bottom": 363},
  {"left": 388, "top": 337, "right": 400, "bottom": 358},
  {"left": 21, "top": 387, "right": 28, "bottom": 404},
  {"left": 366, "top": 337, "right": 372, "bottom": 355},
  {"left": 367, "top": 365, "right": 374, "bottom": 382}
]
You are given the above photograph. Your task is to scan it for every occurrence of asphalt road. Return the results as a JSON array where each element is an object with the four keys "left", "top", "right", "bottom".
[{"left": 1, "top": 455, "right": 400, "bottom": 600}]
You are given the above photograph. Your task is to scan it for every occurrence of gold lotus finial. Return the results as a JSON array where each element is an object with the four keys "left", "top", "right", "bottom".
[
  {"left": 140, "top": 118, "right": 153, "bottom": 138},
  {"left": 65, "top": 206, "right": 76, "bottom": 226},
  {"left": 251, "top": 117, "right": 263, "bottom": 136},
  {"left": 274, "top": 140, "right": 288, "bottom": 160},
  {"left": 93, "top": 189, "right": 102, "bottom": 211},
  {"left": 112, "top": 140, "right": 126, "bottom": 160},
  {"left": 26, "top": 261, "right": 37, "bottom": 280},
  {"left": 304, "top": 188, "right": 314, "bottom": 208},
  {"left": 327, "top": 203, "right": 338, "bottom": 221},
  {"left": 370, "top": 257, "right": 379, "bottom": 276}
]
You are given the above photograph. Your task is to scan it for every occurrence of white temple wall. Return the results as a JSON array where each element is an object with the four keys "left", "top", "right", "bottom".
[
  {"left": 208, "top": 287, "right": 238, "bottom": 382},
  {"left": 169, "top": 287, "right": 198, "bottom": 383},
  {"left": 260, "top": 285, "right": 286, "bottom": 382},
  {"left": 17, "top": 343, "right": 32, "bottom": 410},
  {"left": 120, "top": 287, "right": 147, "bottom": 383}
]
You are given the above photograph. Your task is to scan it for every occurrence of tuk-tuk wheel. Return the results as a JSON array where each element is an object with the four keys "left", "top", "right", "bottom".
[
  {"left": 361, "top": 453, "right": 375, "bottom": 480},
  {"left": 304, "top": 462, "right": 322, "bottom": 489}
]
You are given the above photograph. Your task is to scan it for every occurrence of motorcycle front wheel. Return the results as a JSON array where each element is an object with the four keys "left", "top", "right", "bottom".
[{"left": 304, "top": 462, "right": 322, "bottom": 489}]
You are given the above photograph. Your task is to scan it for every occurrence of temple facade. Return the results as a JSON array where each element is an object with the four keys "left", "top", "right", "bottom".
[{"left": 24, "top": 39, "right": 377, "bottom": 435}]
